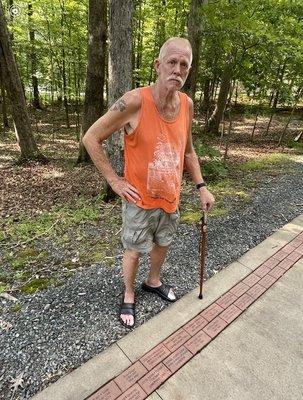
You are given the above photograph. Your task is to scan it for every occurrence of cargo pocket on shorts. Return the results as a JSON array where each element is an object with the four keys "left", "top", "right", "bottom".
[
  {"left": 132, "top": 220, "right": 150, "bottom": 245},
  {"left": 168, "top": 209, "right": 180, "bottom": 235}
]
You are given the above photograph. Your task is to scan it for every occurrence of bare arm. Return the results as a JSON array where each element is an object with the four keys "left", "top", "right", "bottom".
[
  {"left": 82, "top": 89, "right": 141, "bottom": 203},
  {"left": 184, "top": 97, "right": 215, "bottom": 211}
]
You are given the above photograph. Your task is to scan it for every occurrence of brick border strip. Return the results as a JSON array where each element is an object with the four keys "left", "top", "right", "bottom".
[{"left": 87, "top": 232, "right": 303, "bottom": 400}]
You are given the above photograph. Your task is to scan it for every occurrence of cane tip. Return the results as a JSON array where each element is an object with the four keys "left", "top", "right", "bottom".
[{"left": 198, "top": 294, "right": 203, "bottom": 299}]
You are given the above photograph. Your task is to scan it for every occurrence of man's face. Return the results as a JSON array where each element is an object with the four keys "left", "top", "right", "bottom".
[{"left": 155, "top": 43, "right": 192, "bottom": 90}]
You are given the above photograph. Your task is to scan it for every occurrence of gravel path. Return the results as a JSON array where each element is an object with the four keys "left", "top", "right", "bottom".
[{"left": 1, "top": 156, "right": 303, "bottom": 399}]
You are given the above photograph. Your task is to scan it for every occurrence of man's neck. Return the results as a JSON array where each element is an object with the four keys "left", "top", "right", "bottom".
[{"left": 152, "top": 81, "right": 179, "bottom": 109}]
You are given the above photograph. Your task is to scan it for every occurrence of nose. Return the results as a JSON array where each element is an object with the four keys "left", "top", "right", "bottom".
[{"left": 173, "top": 62, "right": 181, "bottom": 75}]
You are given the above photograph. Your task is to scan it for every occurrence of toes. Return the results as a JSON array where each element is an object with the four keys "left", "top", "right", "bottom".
[
  {"left": 168, "top": 288, "right": 176, "bottom": 300},
  {"left": 120, "top": 314, "right": 134, "bottom": 326}
]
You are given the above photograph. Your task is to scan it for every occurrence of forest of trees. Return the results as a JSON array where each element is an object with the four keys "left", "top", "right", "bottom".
[{"left": 0, "top": 0, "right": 302, "bottom": 163}]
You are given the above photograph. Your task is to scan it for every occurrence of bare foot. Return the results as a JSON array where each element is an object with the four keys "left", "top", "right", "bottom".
[
  {"left": 145, "top": 280, "right": 176, "bottom": 301},
  {"left": 120, "top": 292, "right": 135, "bottom": 327}
]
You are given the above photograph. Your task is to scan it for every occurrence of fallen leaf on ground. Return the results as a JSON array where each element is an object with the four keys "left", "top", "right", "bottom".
[{"left": 0, "top": 293, "right": 18, "bottom": 302}]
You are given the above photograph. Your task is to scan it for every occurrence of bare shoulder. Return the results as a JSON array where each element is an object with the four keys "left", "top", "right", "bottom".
[
  {"left": 186, "top": 95, "right": 194, "bottom": 119},
  {"left": 186, "top": 95, "right": 194, "bottom": 109},
  {"left": 109, "top": 88, "right": 141, "bottom": 114},
  {"left": 125, "top": 88, "right": 142, "bottom": 106}
]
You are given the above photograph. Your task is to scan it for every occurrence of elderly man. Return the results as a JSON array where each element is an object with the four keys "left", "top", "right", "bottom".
[{"left": 83, "top": 37, "right": 215, "bottom": 328}]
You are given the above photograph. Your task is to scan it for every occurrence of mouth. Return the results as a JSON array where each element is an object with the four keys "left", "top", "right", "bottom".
[{"left": 169, "top": 78, "right": 182, "bottom": 84}]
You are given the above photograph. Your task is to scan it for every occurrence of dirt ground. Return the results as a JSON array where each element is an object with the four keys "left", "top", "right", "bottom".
[
  {"left": 1, "top": 106, "right": 302, "bottom": 219},
  {"left": 0, "top": 105, "right": 302, "bottom": 295}
]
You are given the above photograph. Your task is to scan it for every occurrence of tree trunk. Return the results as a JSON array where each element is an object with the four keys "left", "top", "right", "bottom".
[
  {"left": 155, "top": 0, "right": 166, "bottom": 52},
  {"left": 28, "top": 2, "right": 41, "bottom": 109},
  {"left": 45, "top": 13, "right": 56, "bottom": 139},
  {"left": 183, "top": 0, "right": 208, "bottom": 101},
  {"left": 201, "top": 76, "right": 211, "bottom": 112},
  {"left": 265, "top": 113, "right": 274, "bottom": 136},
  {"left": 60, "top": 2, "right": 70, "bottom": 128},
  {"left": 206, "top": 49, "right": 236, "bottom": 134},
  {"left": 134, "top": 0, "right": 143, "bottom": 87},
  {"left": 272, "top": 61, "right": 287, "bottom": 111},
  {"left": 77, "top": 0, "right": 107, "bottom": 164},
  {"left": 223, "top": 110, "right": 232, "bottom": 162},
  {"left": 105, "top": 0, "right": 133, "bottom": 201},
  {"left": 234, "top": 80, "right": 238, "bottom": 106},
  {"left": 278, "top": 87, "right": 303, "bottom": 146},
  {"left": 251, "top": 112, "right": 258, "bottom": 142},
  {"left": 0, "top": 2, "right": 45, "bottom": 162},
  {"left": 0, "top": 62, "right": 9, "bottom": 133}
]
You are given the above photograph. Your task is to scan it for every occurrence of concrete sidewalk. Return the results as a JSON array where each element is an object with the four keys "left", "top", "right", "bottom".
[
  {"left": 155, "top": 251, "right": 303, "bottom": 400},
  {"left": 32, "top": 214, "right": 303, "bottom": 400}
]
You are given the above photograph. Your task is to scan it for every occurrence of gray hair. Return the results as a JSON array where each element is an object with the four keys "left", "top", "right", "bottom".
[{"left": 158, "top": 37, "right": 193, "bottom": 65}]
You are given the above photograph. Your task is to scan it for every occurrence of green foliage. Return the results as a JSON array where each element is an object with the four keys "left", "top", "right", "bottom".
[
  {"left": 3, "top": 0, "right": 302, "bottom": 112},
  {"left": 286, "top": 138, "right": 303, "bottom": 152},
  {"left": 195, "top": 143, "right": 221, "bottom": 158},
  {"left": 133, "top": 0, "right": 189, "bottom": 85},
  {"left": 197, "top": 0, "right": 303, "bottom": 110},
  {"left": 7, "top": 0, "right": 87, "bottom": 104},
  {"left": 202, "top": 160, "right": 229, "bottom": 181},
  {"left": 195, "top": 143, "right": 229, "bottom": 181}
]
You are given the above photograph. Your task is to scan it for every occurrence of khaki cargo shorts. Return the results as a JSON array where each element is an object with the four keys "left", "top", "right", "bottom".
[{"left": 121, "top": 201, "right": 180, "bottom": 254}]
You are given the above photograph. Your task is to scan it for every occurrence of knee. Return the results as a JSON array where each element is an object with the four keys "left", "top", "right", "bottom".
[{"left": 125, "top": 249, "right": 140, "bottom": 263}]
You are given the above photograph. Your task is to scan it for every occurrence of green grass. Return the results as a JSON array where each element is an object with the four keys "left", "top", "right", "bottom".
[
  {"left": 1, "top": 145, "right": 299, "bottom": 295},
  {"left": 21, "top": 278, "right": 56, "bottom": 294},
  {"left": 7, "top": 248, "right": 48, "bottom": 270},
  {"left": 10, "top": 304, "right": 22, "bottom": 313},
  {"left": 181, "top": 177, "right": 251, "bottom": 224},
  {"left": 238, "top": 153, "right": 293, "bottom": 172},
  {"left": 1, "top": 194, "right": 122, "bottom": 294},
  {"left": 180, "top": 150, "right": 293, "bottom": 225},
  {"left": 3, "top": 195, "right": 105, "bottom": 243},
  {"left": 286, "top": 138, "right": 303, "bottom": 153},
  {"left": 181, "top": 210, "right": 202, "bottom": 223},
  {"left": 0, "top": 284, "right": 9, "bottom": 294}
]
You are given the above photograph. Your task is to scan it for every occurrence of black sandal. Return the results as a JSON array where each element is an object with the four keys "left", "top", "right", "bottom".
[
  {"left": 141, "top": 282, "right": 177, "bottom": 302},
  {"left": 119, "top": 300, "right": 135, "bottom": 329}
]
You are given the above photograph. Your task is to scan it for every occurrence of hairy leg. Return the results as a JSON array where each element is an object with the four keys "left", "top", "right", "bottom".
[
  {"left": 120, "top": 249, "right": 140, "bottom": 326},
  {"left": 146, "top": 244, "right": 176, "bottom": 300}
]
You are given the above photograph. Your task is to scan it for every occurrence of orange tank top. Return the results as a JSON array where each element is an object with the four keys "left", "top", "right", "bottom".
[{"left": 124, "top": 86, "right": 189, "bottom": 213}]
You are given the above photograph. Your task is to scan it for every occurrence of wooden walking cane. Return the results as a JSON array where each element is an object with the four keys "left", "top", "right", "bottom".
[{"left": 199, "top": 211, "right": 207, "bottom": 299}]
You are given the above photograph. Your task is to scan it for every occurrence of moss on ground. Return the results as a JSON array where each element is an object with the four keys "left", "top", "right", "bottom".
[
  {"left": 20, "top": 277, "right": 59, "bottom": 294},
  {"left": 0, "top": 284, "right": 9, "bottom": 294},
  {"left": 2, "top": 195, "right": 107, "bottom": 243},
  {"left": 238, "top": 153, "right": 294, "bottom": 173},
  {"left": 10, "top": 304, "right": 22, "bottom": 313},
  {"left": 1, "top": 150, "right": 299, "bottom": 295}
]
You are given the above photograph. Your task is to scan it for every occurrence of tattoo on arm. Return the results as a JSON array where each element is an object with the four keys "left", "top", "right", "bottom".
[{"left": 110, "top": 98, "right": 126, "bottom": 112}]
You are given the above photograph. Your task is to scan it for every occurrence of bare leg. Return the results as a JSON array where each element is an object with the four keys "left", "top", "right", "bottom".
[
  {"left": 146, "top": 244, "right": 176, "bottom": 300},
  {"left": 120, "top": 249, "right": 140, "bottom": 326}
]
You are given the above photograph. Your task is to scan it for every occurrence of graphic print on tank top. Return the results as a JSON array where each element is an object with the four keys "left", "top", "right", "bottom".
[{"left": 147, "top": 131, "right": 180, "bottom": 204}]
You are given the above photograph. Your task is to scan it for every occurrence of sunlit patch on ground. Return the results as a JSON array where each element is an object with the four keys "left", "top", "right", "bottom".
[{"left": 0, "top": 104, "right": 302, "bottom": 295}]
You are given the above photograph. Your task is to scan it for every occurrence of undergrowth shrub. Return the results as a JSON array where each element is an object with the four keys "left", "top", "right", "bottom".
[{"left": 195, "top": 143, "right": 229, "bottom": 181}]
